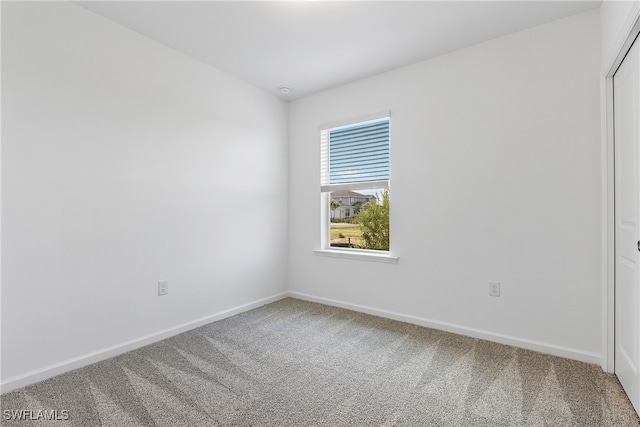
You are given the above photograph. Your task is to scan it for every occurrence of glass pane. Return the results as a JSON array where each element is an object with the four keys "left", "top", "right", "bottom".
[{"left": 329, "top": 188, "right": 389, "bottom": 251}]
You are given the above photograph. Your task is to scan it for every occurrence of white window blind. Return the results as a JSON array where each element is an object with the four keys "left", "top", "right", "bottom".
[{"left": 320, "top": 113, "right": 390, "bottom": 192}]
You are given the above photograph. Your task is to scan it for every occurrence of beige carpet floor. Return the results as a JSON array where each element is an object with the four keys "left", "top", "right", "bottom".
[{"left": 2, "top": 298, "right": 639, "bottom": 426}]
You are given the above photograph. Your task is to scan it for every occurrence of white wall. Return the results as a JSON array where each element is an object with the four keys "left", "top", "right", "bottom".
[
  {"left": 1, "top": 2, "right": 288, "bottom": 386},
  {"left": 288, "top": 10, "right": 602, "bottom": 362}
]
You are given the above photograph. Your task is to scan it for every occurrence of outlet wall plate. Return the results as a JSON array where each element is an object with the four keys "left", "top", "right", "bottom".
[
  {"left": 158, "top": 280, "right": 169, "bottom": 296},
  {"left": 489, "top": 281, "right": 500, "bottom": 297}
]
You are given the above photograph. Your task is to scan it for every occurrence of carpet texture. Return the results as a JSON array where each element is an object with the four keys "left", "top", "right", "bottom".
[{"left": 2, "top": 298, "right": 639, "bottom": 426}]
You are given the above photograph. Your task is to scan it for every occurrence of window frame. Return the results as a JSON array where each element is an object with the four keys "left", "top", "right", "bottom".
[{"left": 317, "top": 111, "right": 397, "bottom": 262}]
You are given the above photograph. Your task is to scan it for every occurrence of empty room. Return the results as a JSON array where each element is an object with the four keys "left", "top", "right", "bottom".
[{"left": 2, "top": 0, "right": 640, "bottom": 425}]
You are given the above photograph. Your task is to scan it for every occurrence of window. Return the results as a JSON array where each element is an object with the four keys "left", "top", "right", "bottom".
[{"left": 320, "top": 111, "right": 390, "bottom": 252}]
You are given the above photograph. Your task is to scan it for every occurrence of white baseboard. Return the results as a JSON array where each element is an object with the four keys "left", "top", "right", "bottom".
[
  {"left": 287, "top": 291, "right": 601, "bottom": 366},
  {"left": 2, "top": 290, "right": 601, "bottom": 393},
  {"left": 1, "top": 292, "right": 288, "bottom": 393}
]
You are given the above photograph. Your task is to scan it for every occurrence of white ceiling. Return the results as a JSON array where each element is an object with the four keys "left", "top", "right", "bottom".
[{"left": 76, "top": 1, "right": 601, "bottom": 100}]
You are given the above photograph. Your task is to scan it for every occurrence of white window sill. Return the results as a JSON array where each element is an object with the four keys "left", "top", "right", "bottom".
[{"left": 313, "top": 249, "right": 399, "bottom": 264}]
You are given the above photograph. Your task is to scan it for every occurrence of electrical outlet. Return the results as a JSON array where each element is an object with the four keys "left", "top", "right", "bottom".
[
  {"left": 489, "top": 281, "right": 500, "bottom": 297},
  {"left": 158, "top": 280, "right": 169, "bottom": 296}
]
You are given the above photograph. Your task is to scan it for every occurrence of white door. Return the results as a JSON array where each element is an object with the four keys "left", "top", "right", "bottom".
[{"left": 614, "top": 36, "right": 640, "bottom": 415}]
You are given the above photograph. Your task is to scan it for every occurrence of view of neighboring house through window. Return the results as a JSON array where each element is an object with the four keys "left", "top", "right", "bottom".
[{"left": 320, "top": 112, "right": 390, "bottom": 251}]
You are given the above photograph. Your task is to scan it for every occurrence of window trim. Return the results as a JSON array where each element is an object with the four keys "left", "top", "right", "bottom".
[
  {"left": 318, "top": 110, "right": 391, "bottom": 134},
  {"left": 314, "top": 248, "right": 399, "bottom": 263},
  {"left": 319, "top": 111, "right": 394, "bottom": 260}
]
